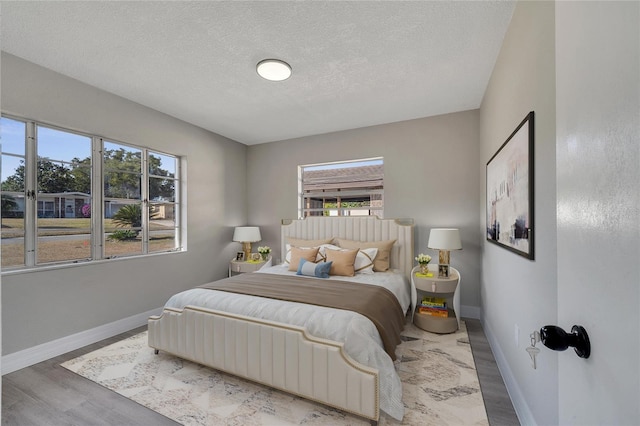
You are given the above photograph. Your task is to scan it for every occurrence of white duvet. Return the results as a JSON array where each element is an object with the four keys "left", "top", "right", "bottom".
[{"left": 164, "top": 263, "right": 410, "bottom": 421}]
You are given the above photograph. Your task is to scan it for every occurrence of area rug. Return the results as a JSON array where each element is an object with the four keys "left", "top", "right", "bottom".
[{"left": 61, "top": 321, "right": 488, "bottom": 425}]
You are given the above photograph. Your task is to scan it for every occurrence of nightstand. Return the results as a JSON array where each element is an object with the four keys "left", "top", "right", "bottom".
[
  {"left": 228, "top": 255, "right": 272, "bottom": 277},
  {"left": 411, "top": 265, "right": 461, "bottom": 333}
]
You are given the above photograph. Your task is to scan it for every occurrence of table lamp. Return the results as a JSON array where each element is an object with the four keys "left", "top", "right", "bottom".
[
  {"left": 428, "top": 228, "right": 462, "bottom": 278},
  {"left": 233, "top": 226, "right": 261, "bottom": 260}
]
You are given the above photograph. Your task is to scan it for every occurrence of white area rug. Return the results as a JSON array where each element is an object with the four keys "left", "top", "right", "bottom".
[{"left": 62, "top": 321, "right": 488, "bottom": 425}]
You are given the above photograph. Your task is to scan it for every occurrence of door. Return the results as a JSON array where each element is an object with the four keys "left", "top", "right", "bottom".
[{"left": 556, "top": 2, "right": 639, "bottom": 424}]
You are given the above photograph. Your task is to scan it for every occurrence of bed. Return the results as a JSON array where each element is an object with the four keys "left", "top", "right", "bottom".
[{"left": 148, "top": 216, "right": 414, "bottom": 424}]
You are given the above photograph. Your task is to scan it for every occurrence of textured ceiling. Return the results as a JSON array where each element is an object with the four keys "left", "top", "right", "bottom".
[{"left": 1, "top": 1, "right": 515, "bottom": 145}]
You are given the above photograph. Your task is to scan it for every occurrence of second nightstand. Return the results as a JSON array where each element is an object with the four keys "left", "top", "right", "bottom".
[
  {"left": 229, "top": 255, "right": 272, "bottom": 277},
  {"left": 411, "top": 265, "right": 461, "bottom": 333}
]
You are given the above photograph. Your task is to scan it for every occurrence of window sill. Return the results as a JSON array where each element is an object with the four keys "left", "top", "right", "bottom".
[{"left": 1, "top": 249, "right": 186, "bottom": 276}]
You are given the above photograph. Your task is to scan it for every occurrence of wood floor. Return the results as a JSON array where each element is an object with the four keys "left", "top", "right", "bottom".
[
  {"left": 2, "top": 318, "right": 519, "bottom": 425},
  {"left": 465, "top": 319, "right": 520, "bottom": 426}
]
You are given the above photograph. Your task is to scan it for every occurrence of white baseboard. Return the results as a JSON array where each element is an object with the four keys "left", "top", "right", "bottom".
[
  {"left": 2, "top": 307, "right": 162, "bottom": 375},
  {"left": 482, "top": 318, "right": 536, "bottom": 426},
  {"left": 461, "top": 304, "right": 481, "bottom": 319}
]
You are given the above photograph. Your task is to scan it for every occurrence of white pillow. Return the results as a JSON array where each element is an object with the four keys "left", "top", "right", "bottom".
[
  {"left": 318, "top": 244, "right": 377, "bottom": 274},
  {"left": 354, "top": 247, "right": 378, "bottom": 274}
]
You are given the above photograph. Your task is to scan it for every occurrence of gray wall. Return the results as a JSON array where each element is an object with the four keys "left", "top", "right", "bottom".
[
  {"left": 246, "top": 111, "right": 482, "bottom": 314},
  {"left": 1, "top": 53, "right": 247, "bottom": 355},
  {"left": 479, "top": 2, "right": 558, "bottom": 424},
  {"left": 556, "top": 2, "right": 639, "bottom": 424}
]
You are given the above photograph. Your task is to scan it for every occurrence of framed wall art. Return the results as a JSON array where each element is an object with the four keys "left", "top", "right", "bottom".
[{"left": 486, "top": 111, "right": 534, "bottom": 259}]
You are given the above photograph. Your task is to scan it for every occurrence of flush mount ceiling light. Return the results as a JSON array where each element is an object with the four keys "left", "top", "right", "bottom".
[{"left": 256, "top": 59, "right": 292, "bottom": 81}]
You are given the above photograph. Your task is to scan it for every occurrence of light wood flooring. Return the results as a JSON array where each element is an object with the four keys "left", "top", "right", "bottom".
[{"left": 2, "top": 318, "right": 519, "bottom": 425}]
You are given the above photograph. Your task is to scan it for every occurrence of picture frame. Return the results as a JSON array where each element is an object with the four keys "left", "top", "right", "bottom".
[
  {"left": 236, "top": 251, "right": 245, "bottom": 261},
  {"left": 438, "top": 264, "right": 449, "bottom": 278},
  {"left": 486, "top": 111, "right": 535, "bottom": 259}
]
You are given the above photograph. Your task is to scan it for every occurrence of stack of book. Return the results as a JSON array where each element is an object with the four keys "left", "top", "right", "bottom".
[{"left": 418, "top": 296, "right": 448, "bottom": 318}]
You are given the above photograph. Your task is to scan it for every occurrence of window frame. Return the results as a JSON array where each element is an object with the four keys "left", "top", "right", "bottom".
[{"left": 0, "top": 113, "right": 184, "bottom": 273}]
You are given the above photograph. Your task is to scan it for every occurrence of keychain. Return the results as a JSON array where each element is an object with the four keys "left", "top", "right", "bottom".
[{"left": 526, "top": 330, "right": 541, "bottom": 369}]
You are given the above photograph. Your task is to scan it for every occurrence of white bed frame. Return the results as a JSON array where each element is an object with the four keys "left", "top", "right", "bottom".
[{"left": 148, "top": 216, "right": 414, "bottom": 424}]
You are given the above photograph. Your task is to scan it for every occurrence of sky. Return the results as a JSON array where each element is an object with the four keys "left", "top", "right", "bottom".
[
  {"left": 0, "top": 116, "right": 175, "bottom": 183},
  {"left": 2, "top": 115, "right": 376, "bottom": 183}
]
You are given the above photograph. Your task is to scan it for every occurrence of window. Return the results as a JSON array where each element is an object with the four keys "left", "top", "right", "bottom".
[
  {"left": 103, "top": 141, "right": 143, "bottom": 258},
  {"left": 1, "top": 117, "right": 26, "bottom": 268},
  {"left": 148, "top": 151, "right": 179, "bottom": 253},
  {"left": 36, "top": 125, "right": 92, "bottom": 264},
  {"left": 0, "top": 115, "right": 183, "bottom": 270},
  {"left": 298, "top": 158, "right": 383, "bottom": 218}
]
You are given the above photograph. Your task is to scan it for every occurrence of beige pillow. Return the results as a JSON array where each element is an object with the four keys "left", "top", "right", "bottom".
[
  {"left": 324, "top": 248, "right": 359, "bottom": 277},
  {"left": 334, "top": 238, "right": 396, "bottom": 272},
  {"left": 286, "top": 237, "right": 334, "bottom": 247},
  {"left": 288, "top": 247, "right": 320, "bottom": 272}
]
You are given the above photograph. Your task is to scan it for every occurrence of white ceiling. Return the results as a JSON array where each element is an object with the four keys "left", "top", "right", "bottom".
[{"left": 1, "top": 1, "right": 515, "bottom": 145}]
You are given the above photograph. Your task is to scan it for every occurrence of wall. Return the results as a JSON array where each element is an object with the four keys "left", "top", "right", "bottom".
[
  {"left": 1, "top": 53, "right": 247, "bottom": 355},
  {"left": 556, "top": 2, "right": 639, "bottom": 424},
  {"left": 247, "top": 111, "right": 482, "bottom": 315},
  {"left": 479, "top": 2, "right": 557, "bottom": 424}
]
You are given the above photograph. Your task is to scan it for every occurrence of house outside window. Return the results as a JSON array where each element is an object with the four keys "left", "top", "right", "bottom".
[
  {"left": 0, "top": 114, "right": 183, "bottom": 270},
  {"left": 298, "top": 158, "right": 383, "bottom": 218}
]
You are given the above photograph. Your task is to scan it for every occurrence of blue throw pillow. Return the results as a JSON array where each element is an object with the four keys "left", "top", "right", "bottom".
[{"left": 296, "top": 258, "right": 333, "bottom": 279}]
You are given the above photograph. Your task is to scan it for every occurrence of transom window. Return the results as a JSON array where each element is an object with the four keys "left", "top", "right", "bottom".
[
  {"left": 298, "top": 158, "right": 384, "bottom": 218},
  {"left": 0, "top": 115, "right": 183, "bottom": 270}
]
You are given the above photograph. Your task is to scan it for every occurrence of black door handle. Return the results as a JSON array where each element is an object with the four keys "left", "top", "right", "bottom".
[{"left": 540, "top": 325, "right": 590, "bottom": 359}]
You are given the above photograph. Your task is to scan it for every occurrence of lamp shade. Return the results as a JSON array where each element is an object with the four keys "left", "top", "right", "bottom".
[
  {"left": 233, "top": 226, "right": 261, "bottom": 243},
  {"left": 428, "top": 228, "right": 462, "bottom": 250}
]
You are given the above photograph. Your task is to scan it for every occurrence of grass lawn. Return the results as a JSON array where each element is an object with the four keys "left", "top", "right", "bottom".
[
  {"left": 2, "top": 218, "right": 171, "bottom": 236},
  {"left": 2, "top": 236, "right": 175, "bottom": 267},
  {"left": 1, "top": 218, "right": 176, "bottom": 267}
]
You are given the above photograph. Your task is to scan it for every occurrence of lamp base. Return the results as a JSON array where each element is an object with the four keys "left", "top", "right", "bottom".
[
  {"left": 438, "top": 249, "right": 450, "bottom": 266},
  {"left": 242, "top": 242, "right": 252, "bottom": 261},
  {"left": 438, "top": 250, "right": 450, "bottom": 278}
]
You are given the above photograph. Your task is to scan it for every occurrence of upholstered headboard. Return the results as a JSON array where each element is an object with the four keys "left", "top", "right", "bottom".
[{"left": 281, "top": 216, "right": 414, "bottom": 279}]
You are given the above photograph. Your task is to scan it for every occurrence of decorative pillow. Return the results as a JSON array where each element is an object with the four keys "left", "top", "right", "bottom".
[
  {"left": 334, "top": 238, "right": 396, "bottom": 272},
  {"left": 285, "top": 243, "right": 325, "bottom": 265},
  {"left": 288, "top": 246, "right": 320, "bottom": 272},
  {"left": 324, "top": 248, "right": 359, "bottom": 277},
  {"left": 286, "top": 237, "right": 334, "bottom": 247},
  {"left": 296, "top": 259, "right": 333, "bottom": 278},
  {"left": 318, "top": 245, "right": 377, "bottom": 274},
  {"left": 353, "top": 247, "right": 378, "bottom": 274},
  {"left": 316, "top": 243, "right": 342, "bottom": 261}
]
